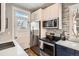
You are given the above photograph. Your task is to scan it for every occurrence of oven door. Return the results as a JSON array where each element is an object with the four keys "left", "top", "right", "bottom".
[
  {"left": 40, "top": 40, "right": 55, "bottom": 56},
  {"left": 43, "top": 43, "right": 55, "bottom": 56}
]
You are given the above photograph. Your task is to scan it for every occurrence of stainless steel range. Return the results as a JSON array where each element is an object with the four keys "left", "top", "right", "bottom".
[
  {"left": 39, "top": 40, "right": 55, "bottom": 56},
  {"left": 39, "top": 36, "right": 60, "bottom": 56}
]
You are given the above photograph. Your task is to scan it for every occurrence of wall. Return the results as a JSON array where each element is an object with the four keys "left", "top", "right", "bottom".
[{"left": 0, "top": 4, "right": 12, "bottom": 44}]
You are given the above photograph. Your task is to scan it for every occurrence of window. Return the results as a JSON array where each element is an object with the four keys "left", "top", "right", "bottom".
[{"left": 15, "top": 10, "right": 29, "bottom": 29}]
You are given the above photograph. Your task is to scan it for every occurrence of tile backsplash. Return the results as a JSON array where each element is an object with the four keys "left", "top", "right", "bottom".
[{"left": 46, "top": 29, "right": 63, "bottom": 37}]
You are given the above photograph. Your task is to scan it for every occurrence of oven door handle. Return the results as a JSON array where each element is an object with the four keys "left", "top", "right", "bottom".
[{"left": 43, "top": 41, "right": 55, "bottom": 47}]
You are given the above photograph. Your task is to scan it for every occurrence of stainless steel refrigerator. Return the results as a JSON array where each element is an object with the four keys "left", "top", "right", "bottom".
[{"left": 30, "top": 21, "right": 41, "bottom": 55}]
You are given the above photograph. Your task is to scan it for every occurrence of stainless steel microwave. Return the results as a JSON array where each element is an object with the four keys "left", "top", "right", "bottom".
[{"left": 43, "top": 18, "right": 59, "bottom": 28}]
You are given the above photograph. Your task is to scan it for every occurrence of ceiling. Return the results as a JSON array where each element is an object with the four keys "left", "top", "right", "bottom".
[
  {"left": 12, "top": 3, "right": 53, "bottom": 12},
  {"left": 10, "top": 3, "right": 77, "bottom": 12}
]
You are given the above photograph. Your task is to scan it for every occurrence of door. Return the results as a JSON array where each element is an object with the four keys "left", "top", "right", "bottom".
[{"left": 12, "top": 7, "right": 30, "bottom": 49}]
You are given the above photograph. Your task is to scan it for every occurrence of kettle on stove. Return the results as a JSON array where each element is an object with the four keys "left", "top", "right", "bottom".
[{"left": 46, "top": 32, "right": 55, "bottom": 41}]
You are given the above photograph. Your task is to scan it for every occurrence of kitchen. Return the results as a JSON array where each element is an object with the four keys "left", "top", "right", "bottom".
[
  {"left": 30, "top": 3, "right": 79, "bottom": 56},
  {"left": 0, "top": 3, "right": 79, "bottom": 56}
]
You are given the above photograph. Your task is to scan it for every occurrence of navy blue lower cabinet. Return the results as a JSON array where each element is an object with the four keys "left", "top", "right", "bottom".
[
  {"left": 74, "top": 50, "right": 79, "bottom": 56},
  {"left": 61, "top": 46, "right": 74, "bottom": 56},
  {"left": 55, "top": 44, "right": 74, "bottom": 56},
  {"left": 55, "top": 44, "right": 62, "bottom": 56}
]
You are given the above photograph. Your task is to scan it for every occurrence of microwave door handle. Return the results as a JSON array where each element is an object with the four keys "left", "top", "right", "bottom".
[{"left": 53, "top": 20, "right": 54, "bottom": 27}]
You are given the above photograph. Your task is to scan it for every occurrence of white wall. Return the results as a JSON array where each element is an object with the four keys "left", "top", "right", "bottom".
[{"left": 0, "top": 4, "right": 12, "bottom": 44}]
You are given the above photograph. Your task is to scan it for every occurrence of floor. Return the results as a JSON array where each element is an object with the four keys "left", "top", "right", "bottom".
[
  {"left": 31, "top": 45, "right": 40, "bottom": 55},
  {"left": 25, "top": 48, "right": 38, "bottom": 56}
]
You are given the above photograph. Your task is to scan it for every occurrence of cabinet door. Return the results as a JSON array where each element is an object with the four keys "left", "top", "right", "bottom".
[
  {"left": 74, "top": 50, "right": 79, "bottom": 56},
  {"left": 31, "top": 12, "right": 38, "bottom": 21},
  {"left": 55, "top": 44, "right": 62, "bottom": 56},
  {"left": 61, "top": 46, "right": 74, "bottom": 56},
  {"left": 43, "top": 4, "right": 50, "bottom": 20},
  {"left": 31, "top": 9, "right": 42, "bottom": 21},
  {"left": 43, "top": 4, "right": 60, "bottom": 20},
  {"left": 50, "top": 4, "right": 59, "bottom": 19},
  {"left": 56, "top": 44, "right": 74, "bottom": 56}
]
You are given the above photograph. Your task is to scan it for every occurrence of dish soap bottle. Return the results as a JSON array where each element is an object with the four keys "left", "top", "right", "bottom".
[{"left": 60, "top": 31, "right": 66, "bottom": 41}]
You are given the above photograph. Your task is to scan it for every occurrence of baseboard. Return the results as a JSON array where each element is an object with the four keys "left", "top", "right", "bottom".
[{"left": 0, "top": 41, "right": 15, "bottom": 50}]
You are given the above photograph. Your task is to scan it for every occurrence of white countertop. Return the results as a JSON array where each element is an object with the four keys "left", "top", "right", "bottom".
[
  {"left": 56, "top": 40, "right": 79, "bottom": 51},
  {"left": 13, "top": 40, "right": 28, "bottom": 56},
  {"left": 0, "top": 47, "right": 17, "bottom": 56}
]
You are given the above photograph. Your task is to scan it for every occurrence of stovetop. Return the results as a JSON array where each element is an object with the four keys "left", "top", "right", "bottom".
[{"left": 40, "top": 36, "right": 60, "bottom": 44}]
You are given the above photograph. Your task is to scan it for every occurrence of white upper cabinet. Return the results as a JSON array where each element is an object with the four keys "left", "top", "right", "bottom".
[
  {"left": 43, "top": 3, "right": 62, "bottom": 29},
  {"left": 31, "top": 8, "right": 42, "bottom": 21},
  {"left": 43, "top": 4, "right": 59, "bottom": 20}
]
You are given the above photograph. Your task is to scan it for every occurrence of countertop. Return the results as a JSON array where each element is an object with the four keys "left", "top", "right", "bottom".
[{"left": 56, "top": 40, "right": 79, "bottom": 51}]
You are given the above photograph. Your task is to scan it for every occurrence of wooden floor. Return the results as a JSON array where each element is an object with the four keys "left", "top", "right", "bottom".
[
  {"left": 31, "top": 46, "right": 40, "bottom": 55},
  {"left": 25, "top": 48, "right": 38, "bottom": 56}
]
